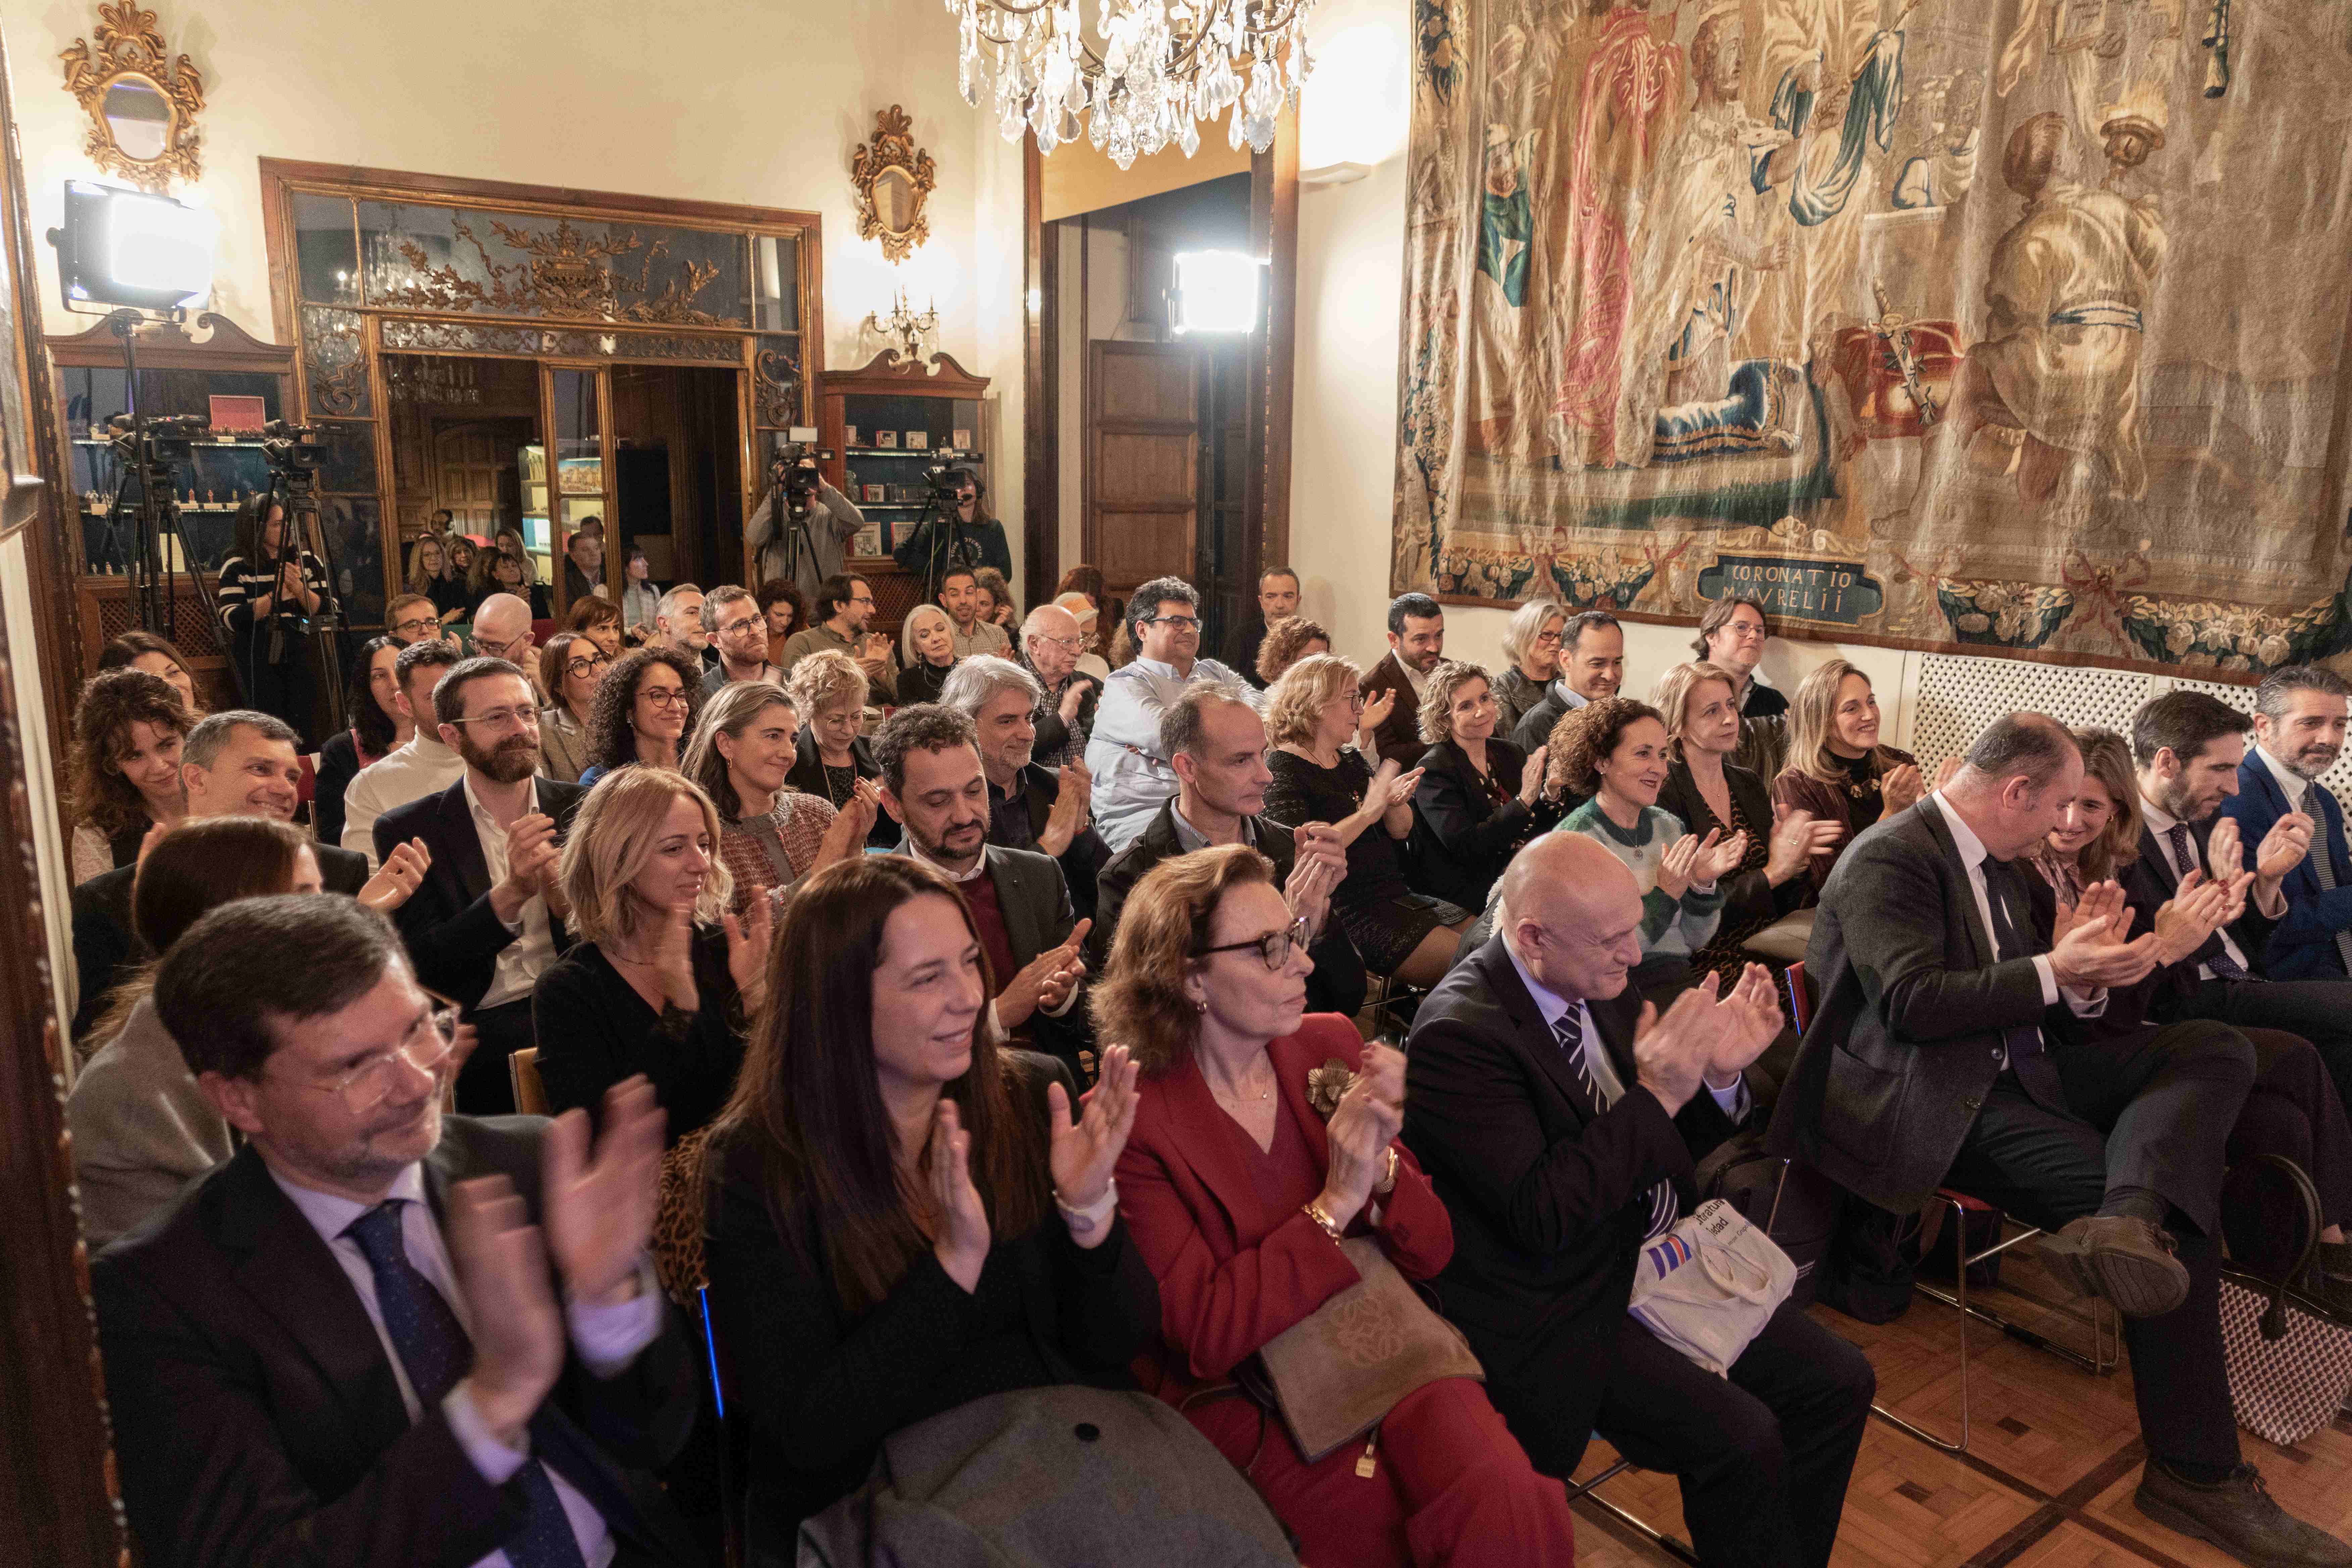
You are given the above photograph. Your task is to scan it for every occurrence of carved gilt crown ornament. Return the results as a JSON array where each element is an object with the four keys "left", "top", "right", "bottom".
[
  {"left": 382, "top": 216, "right": 726, "bottom": 326},
  {"left": 851, "top": 105, "right": 936, "bottom": 264},
  {"left": 60, "top": 3, "right": 206, "bottom": 191}
]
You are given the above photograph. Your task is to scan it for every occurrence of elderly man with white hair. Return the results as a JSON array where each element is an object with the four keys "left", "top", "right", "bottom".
[
  {"left": 1017, "top": 601, "right": 1100, "bottom": 767},
  {"left": 940, "top": 654, "right": 1111, "bottom": 921}
]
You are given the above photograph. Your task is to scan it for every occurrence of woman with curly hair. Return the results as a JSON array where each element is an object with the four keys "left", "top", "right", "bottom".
[
  {"left": 1410, "top": 660, "right": 1566, "bottom": 910},
  {"left": 1264, "top": 653, "right": 1473, "bottom": 985},
  {"left": 755, "top": 576, "right": 809, "bottom": 666},
  {"left": 1770, "top": 659, "right": 1922, "bottom": 892},
  {"left": 97, "top": 631, "right": 204, "bottom": 714},
  {"left": 1252, "top": 614, "right": 1330, "bottom": 686},
  {"left": 683, "top": 680, "right": 872, "bottom": 913},
  {"left": 313, "top": 637, "right": 413, "bottom": 852},
  {"left": 578, "top": 644, "right": 701, "bottom": 789},
  {"left": 1098, "top": 843, "right": 1577, "bottom": 1567},
  {"left": 67, "top": 669, "right": 193, "bottom": 884},
  {"left": 785, "top": 648, "right": 895, "bottom": 847},
  {"left": 1544, "top": 695, "right": 1749, "bottom": 996}
]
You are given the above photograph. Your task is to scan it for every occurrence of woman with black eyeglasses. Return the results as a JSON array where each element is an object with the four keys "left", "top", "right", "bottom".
[
  {"left": 578, "top": 646, "right": 701, "bottom": 789},
  {"left": 535, "top": 631, "right": 610, "bottom": 783}
]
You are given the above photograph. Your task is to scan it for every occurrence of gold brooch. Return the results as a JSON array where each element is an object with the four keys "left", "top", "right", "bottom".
[{"left": 1306, "top": 1059, "right": 1355, "bottom": 1119}]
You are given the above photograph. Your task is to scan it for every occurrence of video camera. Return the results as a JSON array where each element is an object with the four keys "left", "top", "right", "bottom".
[
  {"left": 261, "top": 419, "right": 331, "bottom": 476},
  {"left": 106, "top": 411, "right": 208, "bottom": 463},
  {"left": 769, "top": 430, "right": 835, "bottom": 517},
  {"left": 923, "top": 454, "right": 980, "bottom": 502}
]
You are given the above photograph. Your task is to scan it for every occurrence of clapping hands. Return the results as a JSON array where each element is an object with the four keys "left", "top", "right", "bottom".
[
  {"left": 1656, "top": 828, "right": 1741, "bottom": 898},
  {"left": 1285, "top": 821, "right": 1347, "bottom": 938},
  {"left": 1047, "top": 1043, "right": 1140, "bottom": 1247},
  {"left": 1763, "top": 803, "right": 1842, "bottom": 886},
  {"left": 2049, "top": 879, "right": 2160, "bottom": 991},
  {"left": 358, "top": 837, "right": 432, "bottom": 913},
  {"left": 1880, "top": 762, "right": 1926, "bottom": 815},
  {"left": 1631, "top": 968, "right": 1781, "bottom": 1115},
  {"left": 1318, "top": 1042, "right": 1407, "bottom": 1230}
]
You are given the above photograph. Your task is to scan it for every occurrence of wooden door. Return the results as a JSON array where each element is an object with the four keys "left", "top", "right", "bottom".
[
  {"left": 431, "top": 420, "right": 516, "bottom": 536},
  {"left": 1085, "top": 340, "right": 1198, "bottom": 597}
]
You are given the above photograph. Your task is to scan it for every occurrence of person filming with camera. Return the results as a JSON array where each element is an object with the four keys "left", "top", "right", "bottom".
[
  {"left": 216, "top": 493, "right": 335, "bottom": 746},
  {"left": 893, "top": 466, "right": 1011, "bottom": 599},
  {"left": 748, "top": 444, "right": 866, "bottom": 605}
]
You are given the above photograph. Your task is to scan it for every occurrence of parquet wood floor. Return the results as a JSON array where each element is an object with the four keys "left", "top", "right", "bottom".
[{"left": 1566, "top": 1254, "right": 2352, "bottom": 1568}]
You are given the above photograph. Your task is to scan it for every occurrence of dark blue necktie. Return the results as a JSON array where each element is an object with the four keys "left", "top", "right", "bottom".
[
  {"left": 1550, "top": 1010, "right": 1677, "bottom": 1239},
  {"left": 345, "top": 1201, "right": 589, "bottom": 1568},
  {"left": 2163, "top": 823, "right": 2248, "bottom": 980}
]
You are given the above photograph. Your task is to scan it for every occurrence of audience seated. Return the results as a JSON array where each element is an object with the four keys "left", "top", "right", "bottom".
[
  {"left": 1085, "top": 575, "right": 1260, "bottom": 850},
  {"left": 314, "top": 638, "right": 411, "bottom": 852},
  {"left": 1509, "top": 609, "right": 1626, "bottom": 754},
  {"left": 566, "top": 592, "right": 625, "bottom": 660},
  {"left": 534, "top": 630, "right": 609, "bottom": 784},
  {"left": 376, "top": 657, "right": 587, "bottom": 1115},
  {"left": 94, "top": 894, "right": 701, "bottom": 1568},
  {"left": 2221, "top": 664, "right": 2352, "bottom": 980},
  {"left": 1099, "top": 844, "right": 1579, "bottom": 1566},
  {"left": 1547, "top": 696, "right": 1746, "bottom": 998},
  {"left": 1768, "top": 714, "right": 2352, "bottom": 1562},
  {"left": 1223, "top": 564, "right": 1301, "bottom": 689},
  {"left": 700, "top": 855, "right": 1156, "bottom": 1545},
  {"left": 875, "top": 703, "right": 1092, "bottom": 1080},
  {"left": 973, "top": 564, "right": 1018, "bottom": 634},
  {"left": 98, "top": 630, "right": 206, "bottom": 713},
  {"left": 468, "top": 592, "right": 541, "bottom": 700},
  {"left": 579, "top": 645, "right": 702, "bottom": 790},
  {"left": 1411, "top": 659, "right": 1569, "bottom": 910},
  {"left": 1491, "top": 599, "right": 1567, "bottom": 735},
  {"left": 1051, "top": 586, "right": 1114, "bottom": 684},
  {"left": 646, "top": 582, "right": 709, "bottom": 661},
  {"left": 1253, "top": 612, "right": 1330, "bottom": 689},
  {"left": 697, "top": 584, "right": 783, "bottom": 697},
  {"left": 784, "top": 648, "right": 896, "bottom": 848},
  {"left": 942, "top": 655, "right": 1111, "bottom": 921},
  {"left": 754, "top": 577, "right": 808, "bottom": 667},
  {"left": 1358, "top": 592, "right": 1449, "bottom": 768},
  {"left": 73, "top": 711, "right": 377, "bottom": 1038},
  {"left": 937, "top": 565, "right": 1012, "bottom": 658},
  {"left": 1091, "top": 682, "right": 1365, "bottom": 1017},
  {"left": 1693, "top": 595, "right": 1791, "bottom": 781},
  {"left": 895, "top": 603, "right": 958, "bottom": 704},
  {"left": 1770, "top": 658, "right": 1924, "bottom": 892},
  {"left": 682, "top": 682, "right": 869, "bottom": 914},
  {"left": 1407, "top": 832, "right": 1872, "bottom": 1567},
  {"left": 1016, "top": 601, "right": 1099, "bottom": 766},
  {"left": 341, "top": 640, "right": 467, "bottom": 866},
  {"left": 68, "top": 816, "right": 424, "bottom": 1247},
  {"left": 532, "top": 767, "right": 764, "bottom": 1143},
  {"left": 1653, "top": 660, "right": 1838, "bottom": 979},
  {"left": 779, "top": 571, "right": 897, "bottom": 703},
  {"left": 67, "top": 668, "right": 193, "bottom": 885},
  {"left": 1265, "top": 653, "right": 1475, "bottom": 988}
]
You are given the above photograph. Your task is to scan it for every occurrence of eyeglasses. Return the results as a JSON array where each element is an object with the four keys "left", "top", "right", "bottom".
[
  {"left": 1533, "top": 631, "right": 1563, "bottom": 647},
  {"left": 717, "top": 617, "right": 765, "bottom": 637},
  {"left": 1197, "top": 915, "right": 1312, "bottom": 973},
  {"left": 474, "top": 632, "right": 529, "bottom": 657},
  {"left": 638, "top": 686, "right": 690, "bottom": 708},
  {"left": 1343, "top": 692, "right": 1366, "bottom": 710},
  {"left": 273, "top": 1007, "right": 457, "bottom": 1114},
  {"left": 449, "top": 705, "right": 540, "bottom": 732},
  {"left": 391, "top": 616, "right": 440, "bottom": 637},
  {"left": 564, "top": 654, "right": 610, "bottom": 680},
  {"left": 1146, "top": 614, "right": 1201, "bottom": 631},
  {"left": 1030, "top": 632, "right": 1085, "bottom": 651}
]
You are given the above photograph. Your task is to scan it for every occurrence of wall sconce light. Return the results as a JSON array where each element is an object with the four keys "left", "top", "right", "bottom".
[{"left": 1170, "top": 250, "right": 1266, "bottom": 336}]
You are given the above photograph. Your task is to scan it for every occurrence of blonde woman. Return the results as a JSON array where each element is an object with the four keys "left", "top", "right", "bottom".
[
  {"left": 684, "top": 680, "right": 875, "bottom": 912},
  {"left": 406, "top": 533, "right": 468, "bottom": 622},
  {"left": 2028, "top": 726, "right": 2143, "bottom": 907},
  {"left": 531, "top": 766, "right": 770, "bottom": 1143},
  {"left": 786, "top": 648, "right": 894, "bottom": 846},
  {"left": 896, "top": 602, "right": 959, "bottom": 704},
  {"left": 1492, "top": 599, "right": 1567, "bottom": 733},
  {"left": 1770, "top": 659, "right": 1923, "bottom": 892},
  {"left": 1411, "top": 659, "right": 1564, "bottom": 910}
]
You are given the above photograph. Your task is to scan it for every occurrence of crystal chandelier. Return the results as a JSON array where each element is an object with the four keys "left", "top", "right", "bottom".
[{"left": 948, "top": 0, "right": 1316, "bottom": 169}]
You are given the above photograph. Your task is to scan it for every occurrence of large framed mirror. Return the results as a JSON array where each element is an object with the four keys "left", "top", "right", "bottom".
[
  {"left": 851, "top": 105, "right": 935, "bottom": 264},
  {"left": 60, "top": 4, "right": 206, "bottom": 191}
]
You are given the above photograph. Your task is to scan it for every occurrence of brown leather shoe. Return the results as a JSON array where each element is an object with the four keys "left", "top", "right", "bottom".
[
  {"left": 2136, "top": 1461, "right": 2352, "bottom": 1567},
  {"left": 2039, "top": 1215, "right": 2189, "bottom": 1318}
]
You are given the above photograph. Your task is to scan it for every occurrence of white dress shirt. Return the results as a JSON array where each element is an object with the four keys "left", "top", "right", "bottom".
[
  {"left": 2256, "top": 742, "right": 2321, "bottom": 812},
  {"left": 1928, "top": 793, "right": 2104, "bottom": 1031},
  {"left": 2139, "top": 794, "right": 2254, "bottom": 980},
  {"left": 269, "top": 1162, "right": 660, "bottom": 1568},
  {"left": 1084, "top": 655, "right": 1262, "bottom": 850},
  {"left": 468, "top": 773, "right": 558, "bottom": 1010},
  {"left": 342, "top": 732, "right": 468, "bottom": 867},
  {"left": 1502, "top": 938, "right": 1750, "bottom": 1121}
]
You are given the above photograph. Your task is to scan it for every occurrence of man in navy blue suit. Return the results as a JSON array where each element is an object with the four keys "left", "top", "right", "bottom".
[{"left": 2218, "top": 666, "right": 2352, "bottom": 981}]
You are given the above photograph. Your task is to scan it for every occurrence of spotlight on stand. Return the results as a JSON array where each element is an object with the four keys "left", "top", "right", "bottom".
[
  {"left": 1170, "top": 250, "right": 1266, "bottom": 337},
  {"left": 50, "top": 180, "right": 216, "bottom": 314}
]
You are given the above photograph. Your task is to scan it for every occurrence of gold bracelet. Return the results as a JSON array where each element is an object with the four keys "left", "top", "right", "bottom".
[
  {"left": 1373, "top": 1146, "right": 1399, "bottom": 1195},
  {"left": 1303, "top": 1198, "right": 1347, "bottom": 1241}
]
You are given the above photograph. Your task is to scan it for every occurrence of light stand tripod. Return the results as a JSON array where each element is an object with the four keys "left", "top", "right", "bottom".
[{"left": 103, "top": 307, "right": 214, "bottom": 645}]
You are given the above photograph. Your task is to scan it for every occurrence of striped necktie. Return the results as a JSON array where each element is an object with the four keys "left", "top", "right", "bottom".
[
  {"left": 2300, "top": 785, "right": 2352, "bottom": 977},
  {"left": 2162, "top": 822, "right": 2246, "bottom": 979},
  {"left": 1549, "top": 1008, "right": 1678, "bottom": 1240}
]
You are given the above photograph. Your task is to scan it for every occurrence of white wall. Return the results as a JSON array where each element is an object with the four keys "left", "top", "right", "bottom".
[
  {"left": 1284, "top": 0, "right": 1919, "bottom": 747},
  {"left": 11, "top": 0, "right": 1025, "bottom": 580}
]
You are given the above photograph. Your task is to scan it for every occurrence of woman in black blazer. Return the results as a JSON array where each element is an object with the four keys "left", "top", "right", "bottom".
[{"left": 1412, "top": 662, "right": 1568, "bottom": 910}]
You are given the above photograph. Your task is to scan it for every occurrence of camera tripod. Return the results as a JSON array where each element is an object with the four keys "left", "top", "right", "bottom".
[
  {"left": 246, "top": 443, "right": 350, "bottom": 736},
  {"left": 902, "top": 489, "right": 985, "bottom": 600},
  {"left": 100, "top": 308, "right": 214, "bottom": 647}
]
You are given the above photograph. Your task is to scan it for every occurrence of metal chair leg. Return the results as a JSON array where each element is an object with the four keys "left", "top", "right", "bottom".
[
  {"left": 1873, "top": 1194, "right": 1971, "bottom": 1454},
  {"left": 1565, "top": 1458, "right": 1702, "bottom": 1566}
]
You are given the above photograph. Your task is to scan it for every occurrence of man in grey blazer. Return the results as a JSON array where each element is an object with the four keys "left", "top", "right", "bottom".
[{"left": 1768, "top": 714, "right": 2350, "bottom": 1563}]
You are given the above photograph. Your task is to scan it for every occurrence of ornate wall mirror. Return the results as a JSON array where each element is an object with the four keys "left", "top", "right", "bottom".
[
  {"left": 60, "top": 4, "right": 206, "bottom": 191},
  {"left": 851, "top": 105, "right": 935, "bottom": 264}
]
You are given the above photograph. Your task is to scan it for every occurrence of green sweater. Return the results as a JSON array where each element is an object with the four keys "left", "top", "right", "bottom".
[{"left": 1557, "top": 798, "right": 1726, "bottom": 960}]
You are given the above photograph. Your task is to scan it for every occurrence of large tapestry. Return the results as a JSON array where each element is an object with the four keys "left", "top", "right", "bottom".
[{"left": 1391, "top": 0, "right": 2352, "bottom": 674}]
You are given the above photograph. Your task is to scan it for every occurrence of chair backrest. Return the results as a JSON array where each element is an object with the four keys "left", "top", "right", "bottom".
[
  {"left": 1782, "top": 962, "right": 1812, "bottom": 1033},
  {"left": 509, "top": 1046, "right": 549, "bottom": 1114}
]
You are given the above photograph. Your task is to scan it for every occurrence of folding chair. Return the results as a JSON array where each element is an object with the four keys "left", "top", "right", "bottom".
[{"left": 1564, "top": 1448, "right": 1699, "bottom": 1564}]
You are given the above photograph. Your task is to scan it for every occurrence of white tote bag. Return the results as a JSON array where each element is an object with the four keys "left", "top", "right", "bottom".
[{"left": 1628, "top": 1197, "right": 1797, "bottom": 1375}]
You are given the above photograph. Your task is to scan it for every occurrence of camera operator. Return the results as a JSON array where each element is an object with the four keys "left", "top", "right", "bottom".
[
  {"left": 748, "top": 449, "right": 866, "bottom": 605},
  {"left": 892, "top": 467, "right": 1011, "bottom": 598},
  {"left": 215, "top": 494, "right": 335, "bottom": 746}
]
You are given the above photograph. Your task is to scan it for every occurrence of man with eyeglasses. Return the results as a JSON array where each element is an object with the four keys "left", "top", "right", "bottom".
[
  {"left": 469, "top": 593, "right": 543, "bottom": 703},
  {"left": 780, "top": 571, "right": 898, "bottom": 704},
  {"left": 1085, "top": 574, "right": 1262, "bottom": 851},
  {"left": 1017, "top": 602, "right": 1100, "bottom": 767},
  {"left": 341, "top": 640, "right": 467, "bottom": 868},
  {"left": 93, "top": 893, "right": 702, "bottom": 1568},
  {"left": 384, "top": 593, "right": 453, "bottom": 649},
  {"left": 694, "top": 584, "right": 784, "bottom": 700},
  {"left": 1692, "top": 595, "right": 1788, "bottom": 781},
  {"left": 374, "top": 657, "right": 589, "bottom": 1115}
]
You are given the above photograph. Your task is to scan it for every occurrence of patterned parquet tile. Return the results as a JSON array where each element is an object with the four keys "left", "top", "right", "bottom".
[
  {"left": 2079, "top": 1421, "right": 2352, "bottom": 1568},
  {"left": 2005, "top": 1519, "right": 2187, "bottom": 1568}
]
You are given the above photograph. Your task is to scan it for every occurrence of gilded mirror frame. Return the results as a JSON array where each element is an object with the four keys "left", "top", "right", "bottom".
[
  {"left": 851, "top": 105, "right": 936, "bottom": 264},
  {"left": 60, "top": 3, "right": 206, "bottom": 192}
]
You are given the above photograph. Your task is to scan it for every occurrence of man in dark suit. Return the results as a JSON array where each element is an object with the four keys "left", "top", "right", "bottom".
[
  {"left": 1090, "top": 681, "right": 1364, "bottom": 1018},
  {"left": 376, "top": 658, "right": 588, "bottom": 1115},
  {"left": 1509, "top": 609, "right": 1627, "bottom": 754},
  {"left": 93, "top": 893, "right": 700, "bottom": 1568},
  {"left": 2219, "top": 664, "right": 2352, "bottom": 980},
  {"left": 942, "top": 654, "right": 1112, "bottom": 922},
  {"left": 1769, "top": 714, "right": 2350, "bottom": 1563},
  {"left": 875, "top": 703, "right": 1092, "bottom": 1080},
  {"left": 1220, "top": 565, "right": 1300, "bottom": 689},
  {"left": 72, "top": 709, "right": 380, "bottom": 1037},
  {"left": 1357, "top": 592, "right": 1447, "bottom": 768},
  {"left": 1407, "top": 830, "right": 1872, "bottom": 1568}
]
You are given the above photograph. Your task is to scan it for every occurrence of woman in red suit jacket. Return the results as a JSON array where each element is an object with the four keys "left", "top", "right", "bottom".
[{"left": 1096, "top": 843, "right": 1577, "bottom": 1567}]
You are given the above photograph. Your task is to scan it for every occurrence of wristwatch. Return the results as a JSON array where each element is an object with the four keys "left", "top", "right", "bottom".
[
  {"left": 1374, "top": 1146, "right": 1399, "bottom": 1195},
  {"left": 1303, "top": 1197, "right": 1347, "bottom": 1242}
]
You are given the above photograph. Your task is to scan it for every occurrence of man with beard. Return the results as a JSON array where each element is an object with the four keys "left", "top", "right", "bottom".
[
  {"left": 1360, "top": 592, "right": 1451, "bottom": 767},
  {"left": 376, "top": 658, "right": 588, "bottom": 1114},
  {"left": 342, "top": 640, "right": 466, "bottom": 867},
  {"left": 1511, "top": 610, "right": 1628, "bottom": 754},
  {"left": 2222, "top": 666, "right": 2352, "bottom": 984},
  {"left": 92, "top": 893, "right": 702, "bottom": 1568},
  {"left": 874, "top": 702, "right": 1092, "bottom": 1081},
  {"left": 780, "top": 572, "right": 897, "bottom": 704},
  {"left": 939, "top": 655, "right": 1108, "bottom": 922}
]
